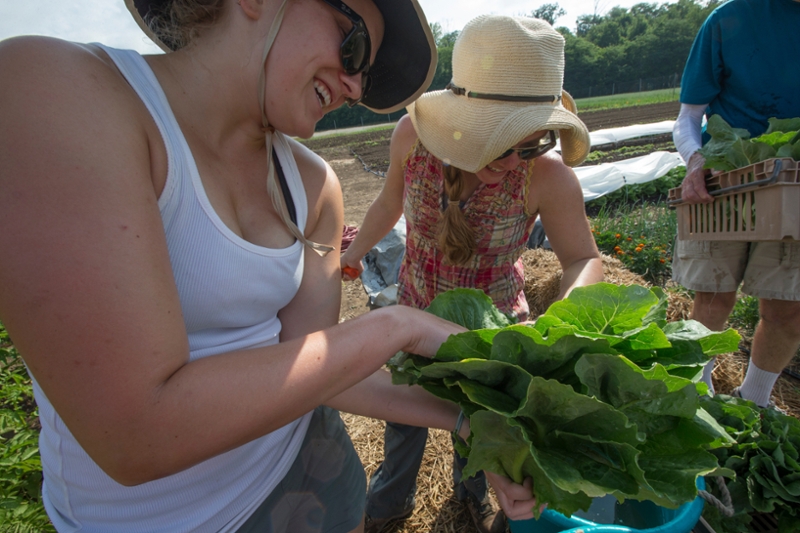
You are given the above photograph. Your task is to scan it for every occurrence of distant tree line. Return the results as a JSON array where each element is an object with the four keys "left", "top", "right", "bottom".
[{"left": 314, "top": 0, "right": 721, "bottom": 132}]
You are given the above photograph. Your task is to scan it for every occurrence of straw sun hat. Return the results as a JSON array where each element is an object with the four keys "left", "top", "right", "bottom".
[{"left": 407, "top": 15, "right": 590, "bottom": 172}]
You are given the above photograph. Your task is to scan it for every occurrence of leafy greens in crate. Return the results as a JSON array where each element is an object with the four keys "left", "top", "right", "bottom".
[
  {"left": 391, "top": 284, "right": 739, "bottom": 518},
  {"left": 699, "top": 115, "right": 800, "bottom": 172}
]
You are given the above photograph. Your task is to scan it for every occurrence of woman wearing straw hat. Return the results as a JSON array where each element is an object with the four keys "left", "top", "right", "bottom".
[
  {"left": 0, "top": 1, "right": 542, "bottom": 531},
  {"left": 340, "top": 15, "right": 604, "bottom": 533}
]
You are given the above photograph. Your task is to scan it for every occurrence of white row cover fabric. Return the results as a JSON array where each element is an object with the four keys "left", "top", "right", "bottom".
[
  {"left": 576, "top": 151, "right": 685, "bottom": 202},
  {"left": 554, "top": 120, "right": 676, "bottom": 151}
]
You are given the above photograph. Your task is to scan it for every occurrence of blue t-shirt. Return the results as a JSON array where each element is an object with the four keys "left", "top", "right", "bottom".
[{"left": 681, "top": 0, "right": 800, "bottom": 139}]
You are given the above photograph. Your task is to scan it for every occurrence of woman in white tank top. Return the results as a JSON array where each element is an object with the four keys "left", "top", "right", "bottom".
[{"left": 0, "top": 0, "right": 540, "bottom": 531}]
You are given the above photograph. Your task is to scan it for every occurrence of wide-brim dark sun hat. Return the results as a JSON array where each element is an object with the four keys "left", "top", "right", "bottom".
[{"left": 125, "top": 0, "right": 437, "bottom": 114}]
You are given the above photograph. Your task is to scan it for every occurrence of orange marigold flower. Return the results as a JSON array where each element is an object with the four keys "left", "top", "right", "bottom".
[
  {"left": 626, "top": 237, "right": 632, "bottom": 241},
  {"left": 639, "top": 243, "right": 646, "bottom": 247},
  {"left": 615, "top": 233, "right": 621, "bottom": 239},
  {"left": 616, "top": 250, "right": 625, "bottom": 255},
  {"left": 635, "top": 248, "right": 642, "bottom": 253},
  {"left": 660, "top": 258, "right": 666, "bottom": 263}
]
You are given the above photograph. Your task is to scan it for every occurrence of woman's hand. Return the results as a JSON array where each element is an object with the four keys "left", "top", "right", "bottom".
[
  {"left": 340, "top": 250, "right": 364, "bottom": 281},
  {"left": 388, "top": 306, "right": 467, "bottom": 357},
  {"left": 484, "top": 472, "right": 544, "bottom": 521}
]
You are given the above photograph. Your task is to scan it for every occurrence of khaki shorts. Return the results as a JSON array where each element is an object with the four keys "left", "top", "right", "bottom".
[
  {"left": 672, "top": 239, "right": 800, "bottom": 301},
  {"left": 236, "top": 406, "right": 366, "bottom": 533}
]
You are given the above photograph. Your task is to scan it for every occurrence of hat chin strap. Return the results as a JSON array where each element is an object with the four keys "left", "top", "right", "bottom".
[{"left": 258, "top": 0, "right": 334, "bottom": 257}]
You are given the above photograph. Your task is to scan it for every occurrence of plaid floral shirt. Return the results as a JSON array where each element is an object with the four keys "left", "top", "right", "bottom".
[{"left": 397, "top": 141, "right": 534, "bottom": 321}]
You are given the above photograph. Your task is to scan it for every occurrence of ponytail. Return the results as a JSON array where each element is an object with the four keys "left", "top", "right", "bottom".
[{"left": 438, "top": 165, "right": 476, "bottom": 265}]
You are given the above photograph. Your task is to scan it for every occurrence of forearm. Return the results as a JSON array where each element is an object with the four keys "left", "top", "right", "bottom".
[
  {"left": 558, "top": 257, "right": 604, "bottom": 300},
  {"left": 673, "top": 103, "right": 706, "bottom": 164},
  {"left": 341, "top": 194, "right": 403, "bottom": 266},
  {"left": 326, "top": 368, "right": 461, "bottom": 431},
  {"left": 75, "top": 306, "right": 461, "bottom": 485}
]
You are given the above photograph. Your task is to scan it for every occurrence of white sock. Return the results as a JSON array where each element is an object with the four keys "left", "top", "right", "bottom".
[
  {"left": 700, "top": 357, "right": 716, "bottom": 394},
  {"left": 739, "top": 361, "right": 780, "bottom": 408}
]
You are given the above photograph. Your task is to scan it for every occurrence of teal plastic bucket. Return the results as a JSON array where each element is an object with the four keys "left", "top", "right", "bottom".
[{"left": 508, "top": 478, "right": 705, "bottom": 533}]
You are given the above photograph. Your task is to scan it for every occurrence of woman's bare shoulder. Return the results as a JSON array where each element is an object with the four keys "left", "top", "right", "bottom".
[
  {"left": 389, "top": 114, "right": 418, "bottom": 158},
  {"left": 0, "top": 37, "right": 148, "bottom": 124}
]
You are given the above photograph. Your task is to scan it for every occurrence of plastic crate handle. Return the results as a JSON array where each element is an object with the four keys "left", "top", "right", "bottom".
[{"left": 668, "top": 159, "right": 784, "bottom": 206}]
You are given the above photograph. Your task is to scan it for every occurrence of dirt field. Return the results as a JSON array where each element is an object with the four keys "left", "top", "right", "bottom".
[{"left": 300, "top": 101, "right": 799, "bottom": 533}]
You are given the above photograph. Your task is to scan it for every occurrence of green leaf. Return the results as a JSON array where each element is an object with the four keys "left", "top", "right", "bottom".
[
  {"left": 425, "top": 288, "right": 513, "bottom": 330},
  {"left": 765, "top": 117, "right": 800, "bottom": 134},
  {"left": 541, "top": 283, "right": 661, "bottom": 336}
]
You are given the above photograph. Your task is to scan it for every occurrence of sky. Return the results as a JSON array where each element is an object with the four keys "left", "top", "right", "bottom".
[{"left": 0, "top": 0, "right": 676, "bottom": 54}]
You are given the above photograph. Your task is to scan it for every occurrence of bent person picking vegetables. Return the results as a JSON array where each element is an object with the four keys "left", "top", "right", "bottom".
[{"left": 340, "top": 15, "right": 603, "bottom": 533}]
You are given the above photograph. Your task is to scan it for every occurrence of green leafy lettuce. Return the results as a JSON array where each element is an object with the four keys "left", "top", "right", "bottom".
[
  {"left": 699, "top": 395, "right": 800, "bottom": 533},
  {"left": 391, "top": 284, "right": 739, "bottom": 518},
  {"left": 699, "top": 115, "right": 800, "bottom": 172}
]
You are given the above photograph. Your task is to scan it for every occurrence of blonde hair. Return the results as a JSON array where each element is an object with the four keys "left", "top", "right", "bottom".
[
  {"left": 145, "top": 0, "right": 227, "bottom": 49},
  {"left": 438, "top": 165, "right": 476, "bottom": 265}
]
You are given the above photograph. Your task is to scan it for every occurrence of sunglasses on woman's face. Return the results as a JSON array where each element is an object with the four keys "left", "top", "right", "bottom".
[
  {"left": 320, "top": 0, "right": 373, "bottom": 106},
  {"left": 494, "top": 130, "right": 557, "bottom": 161}
]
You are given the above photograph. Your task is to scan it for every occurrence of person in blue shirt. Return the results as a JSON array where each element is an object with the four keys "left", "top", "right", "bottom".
[{"left": 672, "top": 0, "right": 800, "bottom": 409}]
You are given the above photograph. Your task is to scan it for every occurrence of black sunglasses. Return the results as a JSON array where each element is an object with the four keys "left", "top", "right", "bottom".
[
  {"left": 320, "top": 0, "right": 373, "bottom": 107},
  {"left": 494, "top": 131, "right": 557, "bottom": 161}
]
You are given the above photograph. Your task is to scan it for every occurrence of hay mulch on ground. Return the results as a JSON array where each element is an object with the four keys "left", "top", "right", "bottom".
[
  {"left": 521, "top": 248, "right": 692, "bottom": 321},
  {"left": 342, "top": 409, "right": 479, "bottom": 533},
  {"left": 343, "top": 251, "right": 799, "bottom": 533}
]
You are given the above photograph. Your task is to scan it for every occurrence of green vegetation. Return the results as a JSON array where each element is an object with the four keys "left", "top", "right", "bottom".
[
  {"left": 392, "top": 285, "right": 738, "bottom": 519},
  {"left": 0, "top": 324, "right": 54, "bottom": 532},
  {"left": 316, "top": 0, "right": 718, "bottom": 132},
  {"left": 576, "top": 88, "right": 679, "bottom": 112},
  {"left": 308, "top": 122, "right": 394, "bottom": 140},
  {"left": 591, "top": 207, "right": 678, "bottom": 286},
  {"left": 700, "top": 116, "right": 800, "bottom": 171},
  {"left": 728, "top": 295, "right": 760, "bottom": 335},
  {"left": 701, "top": 394, "right": 800, "bottom": 533}
]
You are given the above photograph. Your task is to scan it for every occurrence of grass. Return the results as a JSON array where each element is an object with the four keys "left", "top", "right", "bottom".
[
  {"left": 575, "top": 88, "right": 680, "bottom": 113},
  {"left": 308, "top": 121, "right": 395, "bottom": 140}
]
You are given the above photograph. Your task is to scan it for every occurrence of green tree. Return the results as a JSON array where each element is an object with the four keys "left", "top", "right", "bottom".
[{"left": 529, "top": 3, "right": 567, "bottom": 26}]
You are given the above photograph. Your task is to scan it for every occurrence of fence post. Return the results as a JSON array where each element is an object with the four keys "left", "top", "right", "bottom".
[
  {"left": 333, "top": 120, "right": 337, "bottom": 130},
  {"left": 639, "top": 78, "right": 642, "bottom": 92},
  {"left": 612, "top": 83, "right": 615, "bottom": 95}
]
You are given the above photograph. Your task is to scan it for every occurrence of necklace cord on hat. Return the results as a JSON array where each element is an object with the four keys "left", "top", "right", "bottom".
[
  {"left": 258, "top": 0, "right": 334, "bottom": 257},
  {"left": 445, "top": 82, "right": 561, "bottom": 104}
]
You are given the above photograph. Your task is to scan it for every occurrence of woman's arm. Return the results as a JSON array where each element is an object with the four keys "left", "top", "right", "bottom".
[
  {"left": 339, "top": 115, "right": 417, "bottom": 279},
  {"left": 0, "top": 38, "right": 464, "bottom": 487},
  {"left": 282, "top": 141, "right": 465, "bottom": 431},
  {"left": 529, "top": 153, "right": 604, "bottom": 300}
]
